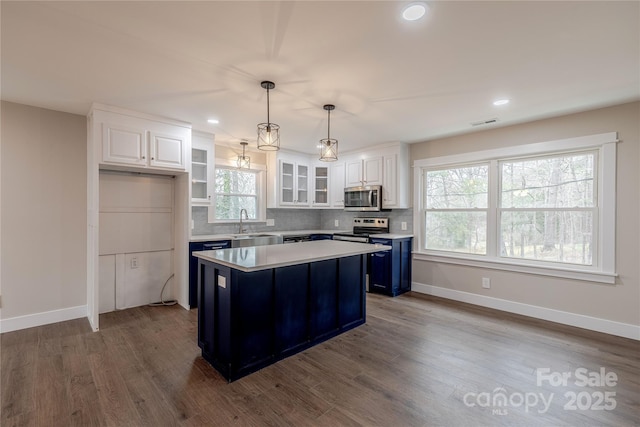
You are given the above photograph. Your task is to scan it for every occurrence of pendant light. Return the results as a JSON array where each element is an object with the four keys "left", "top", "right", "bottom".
[
  {"left": 237, "top": 140, "right": 250, "bottom": 169},
  {"left": 319, "top": 104, "right": 338, "bottom": 162},
  {"left": 257, "top": 81, "right": 280, "bottom": 151}
]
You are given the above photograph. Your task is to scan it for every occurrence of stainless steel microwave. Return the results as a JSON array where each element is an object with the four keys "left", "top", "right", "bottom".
[{"left": 344, "top": 185, "right": 382, "bottom": 211}]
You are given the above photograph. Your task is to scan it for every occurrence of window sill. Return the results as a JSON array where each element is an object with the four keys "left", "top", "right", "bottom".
[{"left": 412, "top": 252, "right": 617, "bottom": 284}]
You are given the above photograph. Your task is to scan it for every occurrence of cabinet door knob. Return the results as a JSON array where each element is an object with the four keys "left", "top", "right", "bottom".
[
  {"left": 151, "top": 157, "right": 155, "bottom": 160},
  {"left": 142, "top": 156, "right": 146, "bottom": 159}
]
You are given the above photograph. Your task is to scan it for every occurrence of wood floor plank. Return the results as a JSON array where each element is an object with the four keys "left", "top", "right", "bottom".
[{"left": 1, "top": 293, "right": 639, "bottom": 426}]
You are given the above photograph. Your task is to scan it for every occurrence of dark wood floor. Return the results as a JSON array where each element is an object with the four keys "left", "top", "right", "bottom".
[{"left": 2, "top": 293, "right": 639, "bottom": 426}]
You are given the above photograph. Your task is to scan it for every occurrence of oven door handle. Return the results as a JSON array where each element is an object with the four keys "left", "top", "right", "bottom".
[{"left": 369, "top": 190, "right": 373, "bottom": 207}]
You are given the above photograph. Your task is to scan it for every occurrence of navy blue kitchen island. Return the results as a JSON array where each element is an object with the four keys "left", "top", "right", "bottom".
[{"left": 193, "top": 240, "right": 390, "bottom": 382}]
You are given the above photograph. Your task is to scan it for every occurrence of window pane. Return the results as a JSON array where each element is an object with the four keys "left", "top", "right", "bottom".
[
  {"left": 214, "top": 167, "right": 259, "bottom": 220},
  {"left": 215, "top": 195, "right": 257, "bottom": 220},
  {"left": 425, "top": 165, "right": 488, "bottom": 209},
  {"left": 215, "top": 169, "right": 256, "bottom": 195},
  {"left": 500, "top": 211, "right": 593, "bottom": 265},
  {"left": 425, "top": 211, "right": 487, "bottom": 254},
  {"left": 501, "top": 153, "right": 595, "bottom": 208}
]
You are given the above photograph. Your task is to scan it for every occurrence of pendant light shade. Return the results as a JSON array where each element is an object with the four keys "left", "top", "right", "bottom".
[
  {"left": 319, "top": 104, "right": 338, "bottom": 162},
  {"left": 257, "top": 81, "right": 280, "bottom": 151},
  {"left": 237, "top": 140, "right": 250, "bottom": 169}
]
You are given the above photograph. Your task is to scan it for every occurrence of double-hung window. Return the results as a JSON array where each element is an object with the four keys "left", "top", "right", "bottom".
[
  {"left": 214, "top": 166, "right": 260, "bottom": 221},
  {"left": 424, "top": 164, "right": 489, "bottom": 255},
  {"left": 499, "top": 151, "right": 596, "bottom": 265},
  {"left": 414, "top": 132, "right": 617, "bottom": 283}
]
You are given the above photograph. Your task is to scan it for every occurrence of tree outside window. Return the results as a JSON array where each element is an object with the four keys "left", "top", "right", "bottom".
[
  {"left": 424, "top": 164, "right": 489, "bottom": 254},
  {"left": 499, "top": 151, "right": 596, "bottom": 265},
  {"left": 214, "top": 167, "right": 258, "bottom": 220}
]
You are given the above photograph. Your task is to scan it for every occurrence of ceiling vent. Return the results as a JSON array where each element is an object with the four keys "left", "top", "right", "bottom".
[{"left": 471, "top": 118, "right": 499, "bottom": 127}]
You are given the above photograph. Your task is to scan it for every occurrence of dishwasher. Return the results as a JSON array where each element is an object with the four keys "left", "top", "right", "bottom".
[{"left": 282, "top": 235, "right": 312, "bottom": 244}]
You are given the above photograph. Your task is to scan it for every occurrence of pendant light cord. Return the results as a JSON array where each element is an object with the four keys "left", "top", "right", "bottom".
[{"left": 266, "top": 86, "right": 270, "bottom": 126}]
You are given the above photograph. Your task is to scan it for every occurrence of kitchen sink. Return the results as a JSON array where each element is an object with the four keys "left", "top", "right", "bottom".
[{"left": 230, "top": 234, "right": 283, "bottom": 247}]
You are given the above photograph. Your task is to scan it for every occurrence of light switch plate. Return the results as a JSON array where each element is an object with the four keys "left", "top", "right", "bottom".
[
  {"left": 334, "top": 219, "right": 340, "bottom": 227},
  {"left": 218, "top": 275, "right": 227, "bottom": 288},
  {"left": 266, "top": 219, "right": 275, "bottom": 226},
  {"left": 401, "top": 222, "right": 407, "bottom": 230}
]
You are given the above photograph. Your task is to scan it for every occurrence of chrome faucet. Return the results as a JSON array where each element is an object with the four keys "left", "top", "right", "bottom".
[{"left": 238, "top": 209, "right": 249, "bottom": 234}]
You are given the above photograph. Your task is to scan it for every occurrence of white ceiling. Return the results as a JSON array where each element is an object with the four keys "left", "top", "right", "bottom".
[{"left": 2, "top": 1, "right": 638, "bottom": 155}]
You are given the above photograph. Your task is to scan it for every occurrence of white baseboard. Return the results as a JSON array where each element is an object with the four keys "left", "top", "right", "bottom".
[
  {"left": 0, "top": 305, "right": 87, "bottom": 333},
  {"left": 411, "top": 282, "right": 640, "bottom": 341}
]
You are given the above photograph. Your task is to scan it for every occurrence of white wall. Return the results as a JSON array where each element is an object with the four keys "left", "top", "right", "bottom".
[
  {"left": 0, "top": 102, "right": 87, "bottom": 330},
  {"left": 410, "top": 102, "right": 640, "bottom": 337}
]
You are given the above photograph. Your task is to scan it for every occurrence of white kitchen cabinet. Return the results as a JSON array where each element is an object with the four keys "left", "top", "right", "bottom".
[
  {"left": 99, "top": 110, "right": 188, "bottom": 172},
  {"left": 346, "top": 156, "right": 382, "bottom": 187},
  {"left": 330, "top": 162, "right": 346, "bottom": 207},
  {"left": 381, "top": 143, "right": 410, "bottom": 209},
  {"left": 149, "top": 132, "right": 187, "bottom": 170},
  {"left": 312, "top": 165, "right": 330, "bottom": 207},
  {"left": 382, "top": 154, "right": 398, "bottom": 207},
  {"left": 191, "top": 131, "right": 215, "bottom": 206},
  {"left": 102, "top": 123, "right": 147, "bottom": 167},
  {"left": 279, "top": 159, "right": 309, "bottom": 206}
]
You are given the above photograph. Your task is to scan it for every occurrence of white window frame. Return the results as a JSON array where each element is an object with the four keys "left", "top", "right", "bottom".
[
  {"left": 413, "top": 132, "right": 618, "bottom": 284},
  {"left": 209, "top": 158, "right": 267, "bottom": 224}
]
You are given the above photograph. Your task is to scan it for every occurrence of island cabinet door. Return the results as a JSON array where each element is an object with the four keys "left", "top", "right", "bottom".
[
  {"left": 338, "top": 255, "right": 367, "bottom": 327},
  {"left": 310, "top": 259, "right": 339, "bottom": 340},
  {"left": 274, "top": 264, "right": 310, "bottom": 356},
  {"left": 234, "top": 270, "right": 275, "bottom": 372},
  {"left": 197, "top": 262, "right": 232, "bottom": 365}
]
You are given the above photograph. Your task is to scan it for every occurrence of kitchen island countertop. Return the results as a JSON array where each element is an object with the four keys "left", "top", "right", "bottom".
[{"left": 193, "top": 239, "right": 390, "bottom": 272}]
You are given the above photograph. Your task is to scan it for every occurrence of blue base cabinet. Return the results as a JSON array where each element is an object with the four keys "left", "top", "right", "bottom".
[
  {"left": 197, "top": 254, "right": 367, "bottom": 382},
  {"left": 368, "top": 237, "right": 412, "bottom": 297},
  {"left": 188, "top": 240, "right": 230, "bottom": 308}
]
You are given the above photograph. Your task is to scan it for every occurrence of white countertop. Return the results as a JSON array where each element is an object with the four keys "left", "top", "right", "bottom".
[
  {"left": 190, "top": 230, "right": 412, "bottom": 242},
  {"left": 369, "top": 233, "right": 414, "bottom": 239},
  {"left": 193, "top": 240, "right": 391, "bottom": 272}
]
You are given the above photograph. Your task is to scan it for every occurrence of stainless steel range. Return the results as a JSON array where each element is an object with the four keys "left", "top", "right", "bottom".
[{"left": 333, "top": 217, "right": 389, "bottom": 243}]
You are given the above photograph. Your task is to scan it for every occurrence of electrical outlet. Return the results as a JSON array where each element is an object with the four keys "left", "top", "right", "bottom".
[
  {"left": 131, "top": 257, "right": 139, "bottom": 269},
  {"left": 266, "top": 219, "right": 275, "bottom": 226},
  {"left": 482, "top": 277, "right": 491, "bottom": 289},
  {"left": 401, "top": 221, "right": 407, "bottom": 231},
  {"left": 334, "top": 219, "right": 340, "bottom": 227}
]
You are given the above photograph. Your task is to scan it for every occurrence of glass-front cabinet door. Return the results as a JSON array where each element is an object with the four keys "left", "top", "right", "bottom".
[
  {"left": 191, "top": 132, "right": 215, "bottom": 205},
  {"left": 297, "top": 164, "right": 308, "bottom": 204},
  {"left": 279, "top": 160, "right": 309, "bottom": 206},
  {"left": 313, "top": 166, "right": 330, "bottom": 207},
  {"left": 280, "top": 161, "right": 295, "bottom": 204}
]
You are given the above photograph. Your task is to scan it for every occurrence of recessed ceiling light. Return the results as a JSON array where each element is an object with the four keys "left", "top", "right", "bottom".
[
  {"left": 402, "top": 3, "right": 427, "bottom": 21},
  {"left": 493, "top": 99, "right": 510, "bottom": 106},
  {"left": 207, "top": 119, "right": 219, "bottom": 124}
]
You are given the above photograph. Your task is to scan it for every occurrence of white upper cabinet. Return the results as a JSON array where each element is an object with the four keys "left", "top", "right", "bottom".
[
  {"left": 191, "top": 131, "right": 215, "bottom": 206},
  {"left": 149, "top": 132, "right": 186, "bottom": 170},
  {"left": 381, "top": 143, "right": 410, "bottom": 209},
  {"left": 312, "top": 165, "right": 330, "bottom": 207},
  {"left": 382, "top": 154, "right": 398, "bottom": 207},
  {"left": 95, "top": 105, "right": 190, "bottom": 173},
  {"left": 346, "top": 156, "right": 382, "bottom": 187},
  {"left": 280, "top": 160, "right": 309, "bottom": 206},
  {"left": 330, "top": 162, "right": 346, "bottom": 208},
  {"left": 268, "top": 151, "right": 310, "bottom": 207},
  {"left": 102, "top": 124, "right": 147, "bottom": 167},
  {"left": 267, "top": 143, "right": 408, "bottom": 209}
]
